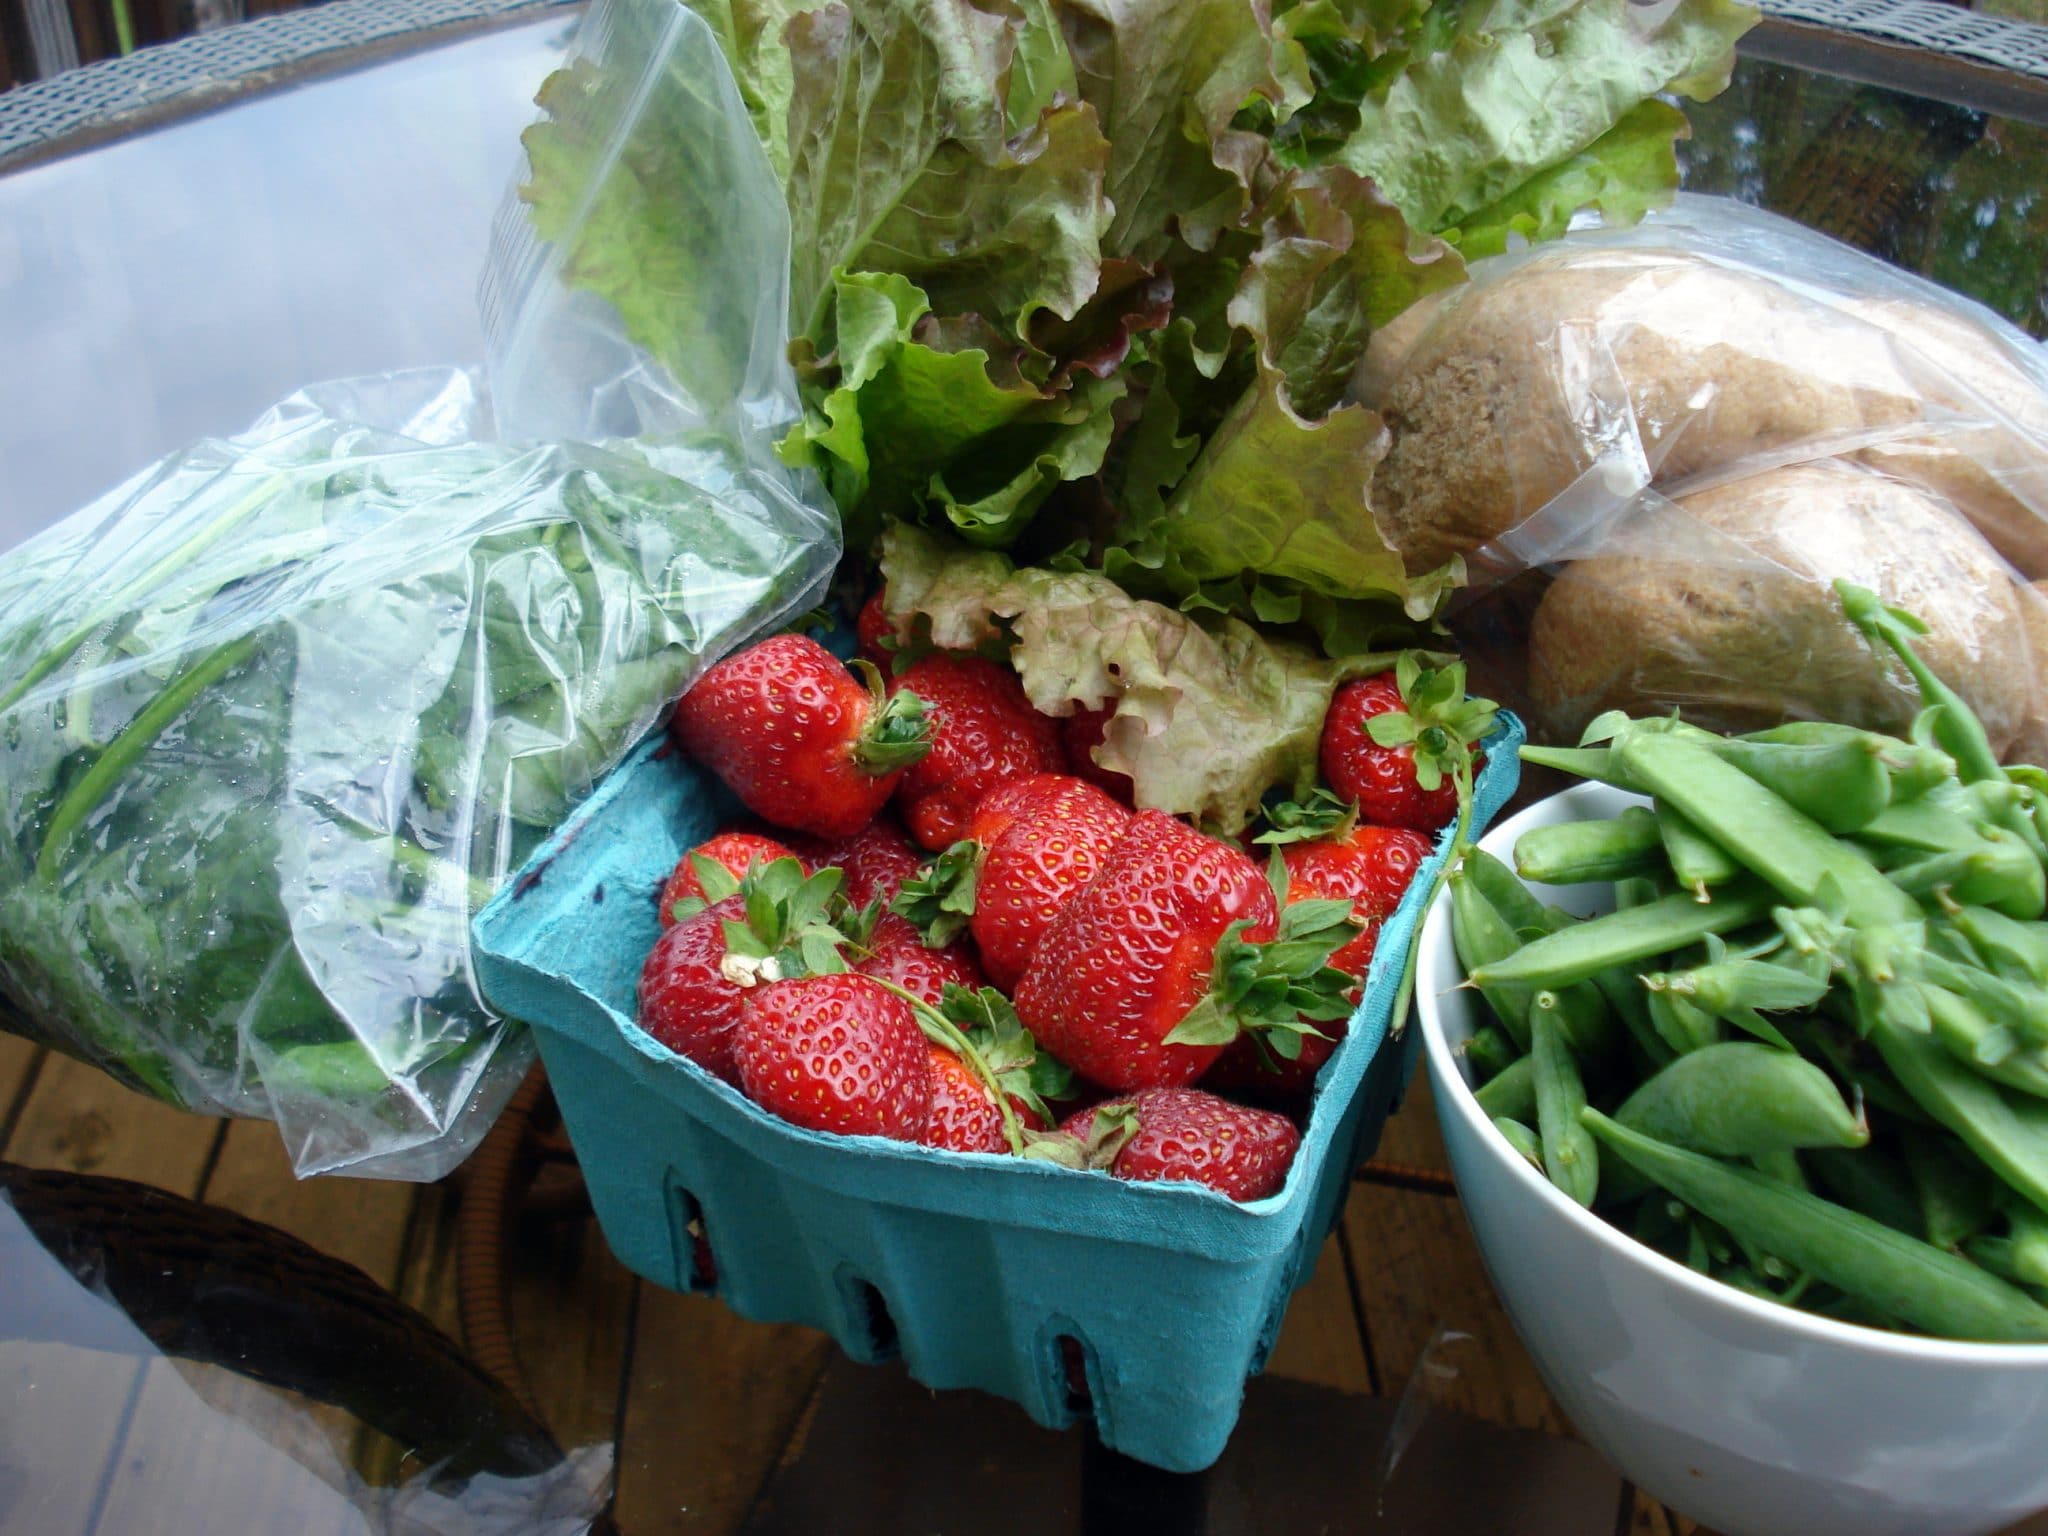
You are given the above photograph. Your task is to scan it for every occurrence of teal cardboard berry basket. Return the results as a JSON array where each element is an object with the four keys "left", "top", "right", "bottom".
[{"left": 472, "top": 715, "right": 1522, "bottom": 1472}]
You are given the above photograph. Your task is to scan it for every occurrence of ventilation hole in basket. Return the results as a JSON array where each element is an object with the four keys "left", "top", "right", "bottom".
[
  {"left": 667, "top": 1182, "right": 717, "bottom": 1293},
  {"left": 1055, "top": 1333, "right": 1094, "bottom": 1416},
  {"left": 848, "top": 1278, "right": 899, "bottom": 1356}
]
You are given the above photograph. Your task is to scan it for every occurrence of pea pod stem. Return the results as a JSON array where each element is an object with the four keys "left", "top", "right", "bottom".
[{"left": 1583, "top": 1110, "right": 2048, "bottom": 1342}]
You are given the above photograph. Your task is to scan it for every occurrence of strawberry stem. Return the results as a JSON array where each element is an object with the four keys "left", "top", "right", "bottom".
[
  {"left": 849, "top": 660, "right": 933, "bottom": 777},
  {"left": 1388, "top": 746, "right": 1476, "bottom": 1034},
  {"left": 859, "top": 975, "right": 1026, "bottom": 1155}
]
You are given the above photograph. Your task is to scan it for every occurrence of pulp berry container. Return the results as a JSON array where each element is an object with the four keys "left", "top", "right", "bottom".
[{"left": 472, "top": 716, "right": 1523, "bottom": 1472}]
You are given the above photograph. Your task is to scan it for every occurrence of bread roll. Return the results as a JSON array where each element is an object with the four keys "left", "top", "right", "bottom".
[
  {"left": 1364, "top": 249, "right": 1933, "bottom": 571},
  {"left": 2009, "top": 580, "right": 2048, "bottom": 766},
  {"left": 1527, "top": 460, "right": 2028, "bottom": 748},
  {"left": 1845, "top": 296, "right": 2048, "bottom": 580}
]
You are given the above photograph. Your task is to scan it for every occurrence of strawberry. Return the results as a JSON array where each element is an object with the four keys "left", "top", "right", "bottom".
[
  {"left": 657, "top": 831, "right": 805, "bottom": 927},
  {"left": 855, "top": 911, "right": 985, "bottom": 1007},
  {"left": 1059, "top": 1087, "right": 1300, "bottom": 1201},
  {"left": 855, "top": 591, "right": 895, "bottom": 667},
  {"left": 733, "top": 973, "right": 933, "bottom": 1141},
  {"left": 889, "top": 653, "right": 1063, "bottom": 851},
  {"left": 1060, "top": 704, "right": 1135, "bottom": 803},
  {"left": 637, "top": 895, "right": 752, "bottom": 1081},
  {"left": 791, "top": 813, "right": 925, "bottom": 909},
  {"left": 1320, "top": 656, "right": 1495, "bottom": 833},
  {"left": 637, "top": 859, "right": 855, "bottom": 1082},
  {"left": 972, "top": 791, "right": 1131, "bottom": 991},
  {"left": 919, "top": 986, "right": 1072, "bottom": 1153},
  {"left": 673, "top": 633, "right": 930, "bottom": 839},
  {"left": 894, "top": 773, "right": 1128, "bottom": 989},
  {"left": 1011, "top": 811, "right": 1357, "bottom": 1090}
]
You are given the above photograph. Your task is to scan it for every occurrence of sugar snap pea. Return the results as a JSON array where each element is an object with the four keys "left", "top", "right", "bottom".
[
  {"left": 1655, "top": 800, "right": 1742, "bottom": 900},
  {"left": 1462, "top": 847, "right": 1548, "bottom": 936},
  {"left": 1646, "top": 984, "right": 1723, "bottom": 1056},
  {"left": 1450, "top": 866, "right": 1534, "bottom": 1052},
  {"left": 1710, "top": 737, "right": 1893, "bottom": 834},
  {"left": 1464, "top": 1024, "right": 1519, "bottom": 1083},
  {"left": 1869, "top": 1015, "right": 2048, "bottom": 1217},
  {"left": 1883, "top": 826, "right": 2046, "bottom": 921},
  {"left": 2001, "top": 1197, "right": 2048, "bottom": 1287},
  {"left": 1532, "top": 995, "right": 1598, "bottom": 1207},
  {"left": 1515, "top": 808, "right": 1664, "bottom": 886},
  {"left": 1904, "top": 1131, "right": 1999, "bottom": 1251},
  {"left": 1807, "top": 1147, "right": 1925, "bottom": 1237},
  {"left": 1475, "top": 1053, "right": 1537, "bottom": 1120},
  {"left": 1519, "top": 744, "right": 1626, "bottom": 786},
  {"left": 1953, "top": 907, "right": 2048, "bottom": 987},
  {"left": 1493, "top": 1116, "right": 1544, "bottom": 1169},
  {"left": 1583, "top": 1110, "right": 2048, "bottom": 1341},
  {"left": 1468, "top": 881, "right": 1775, "bottom": 992},
  {"left": 1925, "top": 985, "right": 2048, "bottom": 1100},
  {"left": 1610, "top": 729, "right": 1918, "bottom": 928},
  {"left": 1615, "top": 1043, "right": 1867, "bottom": 1158},
  {"left": 1591, "top": 965, "right": 1676, "bottom": 1070}
]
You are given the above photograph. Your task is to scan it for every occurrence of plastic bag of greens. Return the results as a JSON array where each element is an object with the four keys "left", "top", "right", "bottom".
[{"left": 0, "top": 0, "right": 835, "bottom": 1177}]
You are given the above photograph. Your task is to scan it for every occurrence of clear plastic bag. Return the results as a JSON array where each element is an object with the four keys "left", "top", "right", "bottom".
[
  {"left": 1350, "top": 194, "right": 2048, "bottom": 751},
  {"left": 0, "top": 0, "right": 837, "bottom": 1178}
]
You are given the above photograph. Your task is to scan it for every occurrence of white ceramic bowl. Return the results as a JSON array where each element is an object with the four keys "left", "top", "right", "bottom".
[{"left": 1417, "top": 781, "right": 2048, "bottom": 1536}]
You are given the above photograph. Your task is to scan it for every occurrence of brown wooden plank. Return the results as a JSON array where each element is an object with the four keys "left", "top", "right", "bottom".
[
  {"left": 4, "top": 1051, "right": 222, "bottom": 1192},
  {"left": 612, "top": 1289, "right": 833, "bottom": 1536},
  {"left": 1371, "top": 1069, "right": 1450, "bottom": 1175},
  {"left": 507, "top": 1217, "right": 639, "bottom": 1449},
  {"left": 1262, "top": 1233, "right": 1372, "bottom": 1394},
  {"left": 201, "top": 1118, "right": 417, "bottom": 1283},
  {"left": 1341, "top": 1179, "right": 1574, "bottom": 1438},
  {"left": 0, "top": 1035, "right": 42, "bottom": 1141}
]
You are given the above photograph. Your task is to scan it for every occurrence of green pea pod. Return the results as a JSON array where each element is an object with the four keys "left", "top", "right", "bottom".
[
  {"left": 1919, "top": 953, "right": 2048, "bottom": 1050},
  {"left": 2004, "top": 1197, "right": 2048, "bottom": 1288},
  {"left": 1583, "top": 1110, "right": 2048, "bottom": 1342},
  {"left": 1644, "top": 952, "right": 1827, "bottom": 1053},
  {"left": 1646, "top": 986, "right": 1723, "bottom": 1056},
  {"left": 1532, "top": 995, "right": 1598, "bottom": 1208},
  {"left": 1837, "top": 583, "right": 2006, "bottom": 788},
  {"left": 1464, "top": 1024, "right": 1519, "bottom": 1083},
  {"left": 1469, "top": 881, "right": 1777, "bottom": 992},
  {"left": 1515, "top": 809, "right": 1665, "bottom": 886},
  {"left": 1617, "top": 1042, "right": 1868, "bottom": 1158},
  {"left": 1869, "top": 1014, "right": 2048, "bottom": 1217},
  {"left": 1884, "top": 827, "right": 2047, "bottom": 921},
  {"left": 1450, "top": 867, "right": 1534, "bottom": 1053},
  {"left": 1858, "top": 792, "right": 1985, "bottom": 854},
  {"left": 1475, "top": 1054, "right": 1536, "bottom": 1121},
  {"left": 1925, "top": 985, "right": 2048, "bottom": 1100},
  {"left": 1519, "top": 744, "right": 1630, "bottom": 787},
  {"left": 1592, "top": 966, "right": 1678, "bottom": 1071},
  {"left": 1807, "top": 1147, "right": 1926, "bottom": 1238},
  {"left": 1745, "top": 724, "right": 1959, "bottom": 803},
  {"left": 1904, "top": 1131, "right": 1999, "bottom": 1251},
  {"left": 1492, "top": 1116, "right": 1544, "bottom": 1169},
  {"left": 1462, "top": 847, "right": 1548, "bottom": 935},
  {"left": 1613, "top": 875, "right": 1660, "bottom": 912},
  {"left": 1655, "top": 800, "right": 1742, "bottom": 900},
  {"left": 1952, "top": 906, "right": 2048, "bottom": 986},
  {"left": 1750, "top": 1147, "right": 1809, "bottom": 1189},
  {"left": 1611, "top": 729, "right": 1919, "bottom": 928},
  {"left": 1709, "top": 737, "right": 1893, "bottom": 834}
]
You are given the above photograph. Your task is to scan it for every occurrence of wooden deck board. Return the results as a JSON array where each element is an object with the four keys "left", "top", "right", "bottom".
[
  {"left": 1342, "top": 1178, "right": 1574, "bottom": 1439},
  {"left": 3, "top": 1052, "right": 222, "bottom": 1190}
]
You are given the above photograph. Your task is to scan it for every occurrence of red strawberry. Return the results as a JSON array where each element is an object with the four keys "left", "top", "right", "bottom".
[
  {"left": 856, "top": 911, "right": 985, "bottom": 1007},
  {"left": 967, "top": 772, "right": 1116, "bottom": 850},
  {"left": 1012, "top": 812, "right": 1354, "bottom": 1090},
  {"left": 673, "top": 633, "right": 930, "bottom": 839},
  {"left": 918, "top": 986, "right": 1073, "bottom": 1152},
  {"left": 1320, "top": 659, "right": 1494, "bottom": 833},
  {"left": 972, "top": 791, "right": 1131, "bottom": 991},
  {"left": 636, "top": 859, "right": 855, "bottom": 1083},
  {"left": 1282, "top": 824, "right": 1431, "bottom": 976},
  {"left": 1060, "top": 1087, "right": 1300, "bottom": 1201},
  {"left": 657, "top": 831, "right": 805, "bottom": 927},
  {"left": 1060, "top": 703, "right": 1135, "bottom": 803},
  {"left": 855, "top": 591, "right": 895, "bottom": 667},
  {"left": 889, "top": 654, "right": 1063, "bottom": 851},
  {"left": 732, "top": 973, "right": 933, "bottom": 1141},
  {"left": 637, "top": 895, "right": 751, "bottom": 1082},
  {"left": 921, "top": 1046, "right": 1054, "bottom": 1153},
  {"left": 792, "top": 814, "right": 925, "bottom": 909}
]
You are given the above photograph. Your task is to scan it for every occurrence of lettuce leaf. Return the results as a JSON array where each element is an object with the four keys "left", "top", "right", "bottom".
[
  {"left": 878, "top": 523, "right": 1395, "bottom": 831},
  {"left": 782, "top": 0, "right": 1112, "bottom": 340},
  {"left": 1449, "top": 98, "right": 1690, "bottom": 258},
  {"left": 1323, "top": 0, "right": 1755, "bottom": 235}
]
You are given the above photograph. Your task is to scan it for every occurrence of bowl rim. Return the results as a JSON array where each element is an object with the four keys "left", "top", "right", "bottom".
[{"left": 1417, "top": 778, "right": 2048, "bottom": 1365}]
